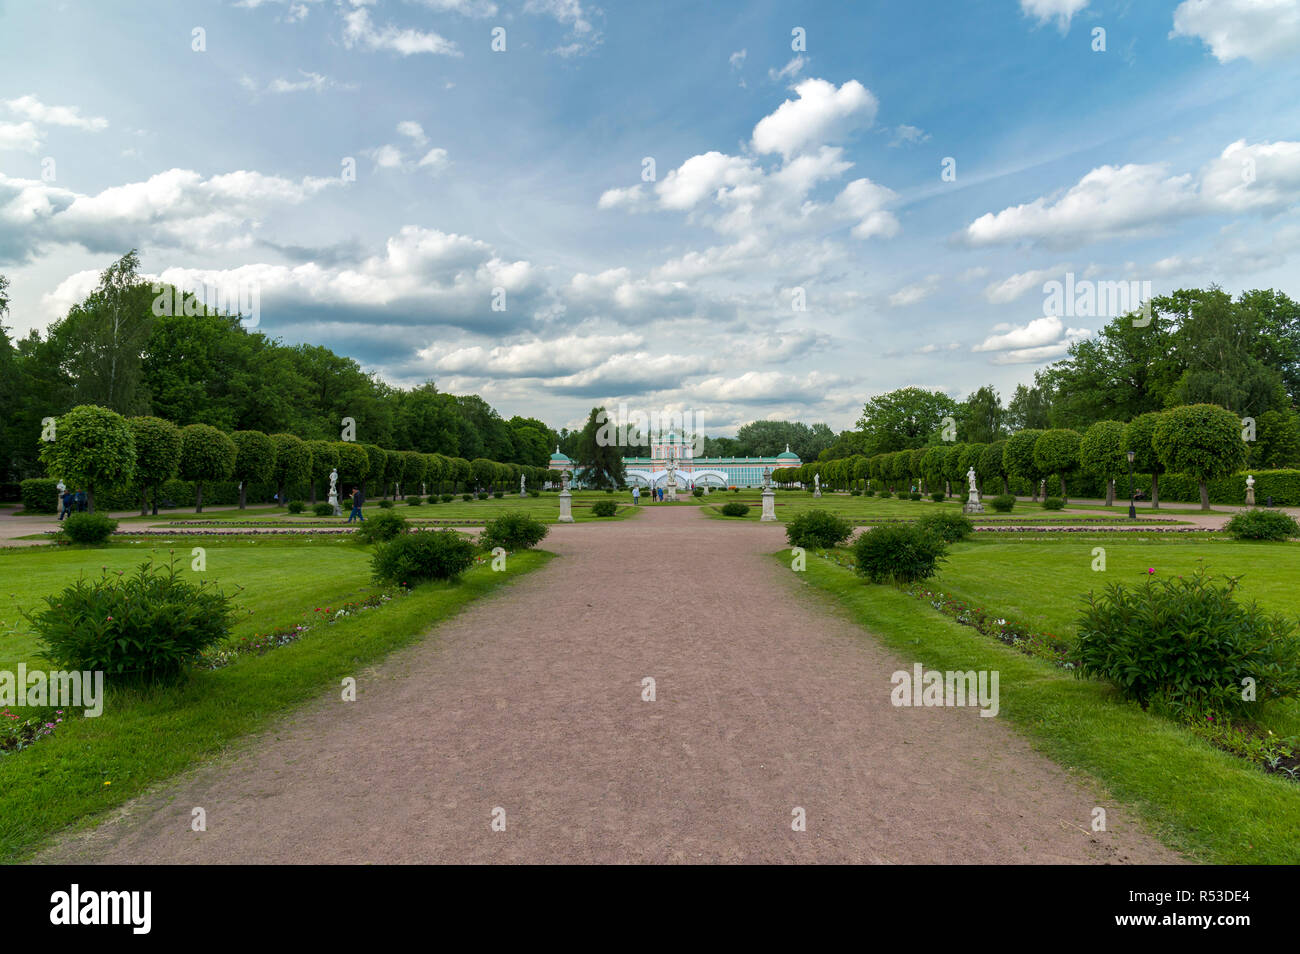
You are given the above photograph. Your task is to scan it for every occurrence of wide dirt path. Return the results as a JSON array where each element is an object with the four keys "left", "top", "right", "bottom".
[{"left": 42, "top": 503, "right": 1177, "bottom": 864}]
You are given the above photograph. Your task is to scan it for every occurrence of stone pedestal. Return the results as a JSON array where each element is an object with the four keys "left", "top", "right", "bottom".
[
  {"left": 558, "top": 489, "right": 574, "bottom": 523},
  {"left": 1246, "top": 487, "right": 1256, "bottom": 507},
  {"left": 962, "top": 493, "right": 985, "bottom": 515},
  {"left": 813, "top": 487, "right": 822, "bottom": 498},
  {"left": 329, "top": 490, "right": 341, "bottom": 516},
  {"left": 761, "top": 488, "right": 776, "bottom": 521}
]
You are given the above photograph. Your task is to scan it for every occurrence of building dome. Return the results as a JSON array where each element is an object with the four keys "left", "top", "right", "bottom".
[
  {"left": 776, "top": 444, "right": 800, "bottom": 461},
  {"left": 550, "top": 445, "right": 571, "bottom": 463}
]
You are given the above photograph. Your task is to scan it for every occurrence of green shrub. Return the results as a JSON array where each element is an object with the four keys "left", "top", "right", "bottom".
[
  {"left": 692, "top": 487, "right": 704, "bottom": 498},
  {"left": 462, "top": 493, "right": 473, "bottom": 502},
  {"left": 591, "top": 499, "right": 618, "bottom": 517},
  {"left": 493, "top": 491, "right": 504, "bottom": 498},
  {"left": 930, "top": 491, "right": 945, "bottom": 502},
  {"left": 909, "top": 492, "right": 922, "bottom": 501},
  {"left": 850, "top": 489, "right": 861, "bottom": 496},
  {"left": 287, "top": 500, "right": 305, "bottom": 514},
  {"left": 785, "top": 509, "right": 852, "bottom": 549},
  {"left": 27, "top": 560, "right": 236, "bottom": 682},
  {"left": 58, "top": 512, "right": 118, "bottom": 545},
  {"left": 916, "top": 510, "right": 974, "bottom": 543},
  {"left": 477, "top": 491, "right": 490, "bottom": 500},
  {"left": 480, "top": 512, "right": 549, "bottom": 551},
  {"left": 1073, "top": 569, "right": 1300, "bottom": 716},
  {"left": 371, "top": 530, "right": 477, "bottom": 585},
  {"left": 1042, "top": 497, "right": 1065, "bottom": 510},
  {"left": 406, "top": 496, "right": 423, "bottom": 506},
  {"left": 313, "top": 502, "right": 334, "bottom": 517},
  {"left": 20, "top": 478, "right": 60, "bottom": 514},
  {"left": 353, "top": 509, "right": 409, "bottom": 544},
  {"left": 377, "top": 499, "right": 394, "bottom": 510},
  {"left": 990, "top": 494, "right": 1015, "bottom": 513},
  {"left": 879, "top": 490, "right": 892, "bottom": 498},
  {"left": 864, "top": 488, "right": 875, "bottom": 497},
  {"left": 1224, "top": 508, "right": 1300, "bottom": 541},
  {"left": 720, "top": 502, "right": 749, "bottom": 517},
  {"left": 442, "top": 494, "right": 454, "bottom": 502},
  {"left": 851, "top": 524, "right": 947, "bottom": 585},
  {"left": 426, "top": 495, "right": 439, "bottom": 504},
  {"left": 732, "top": 487, "right": 739, "bottom": 493},
  {"left": 528, "top": 490, "right": 540, "bottom": 498}
]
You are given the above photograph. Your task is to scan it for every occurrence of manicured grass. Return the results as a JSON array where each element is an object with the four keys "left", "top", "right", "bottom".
[
  {"left": 0, "top": 548, "right": 551, "bottom": 862},
  {"left": 785, "top": 550, "right": 1300, "bottom": 864},
  {"left": 0, "top": 542, "right": 382, "bottom": 667},
  {"left": 705, "top": 492, "right": 1187, "bottom": 524}
]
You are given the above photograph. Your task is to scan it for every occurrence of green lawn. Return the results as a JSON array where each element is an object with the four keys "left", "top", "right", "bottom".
[
  {"left": 788, "top": 549, "right": 1300, "bottom": 864},
  {"left": 0, "top": 542, "right": 551, "bottom": 862},
  {"left": 704, "top": 491, "right": 1189, "bottom": 524}
]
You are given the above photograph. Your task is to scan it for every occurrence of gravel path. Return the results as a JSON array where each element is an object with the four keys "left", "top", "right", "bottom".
[{"left": 40, "top": 504, "right": 1178, "bottom": 864}]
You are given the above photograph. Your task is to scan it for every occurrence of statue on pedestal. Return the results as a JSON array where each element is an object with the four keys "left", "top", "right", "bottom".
[
  {"left": 813, "top": 473, "right": 821, "bottom": 497},
  {"left": 963, "top": 466, "right": 985, "bottom": 514},
  {"left": 1246, "top": 474, "right": 1256, "bottom": 507},
  {"left": 328, "top": 468, "right": 341, "bottom": 515},
  {"left": 520, "top": 474, "right": 527, "bottom": 497}
]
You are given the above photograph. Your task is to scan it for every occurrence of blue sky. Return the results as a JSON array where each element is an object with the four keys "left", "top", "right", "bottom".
[{"left": 2, "top": 0, "right": 1299, "bottom": 434}]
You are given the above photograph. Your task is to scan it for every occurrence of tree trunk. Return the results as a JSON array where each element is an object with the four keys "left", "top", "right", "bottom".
[
  {"left": 311, "top": 481, "right": 317, "bottom": 506},
  {"left": 1105, "top": 478, "right": 1114, "bottom": 507},
  {"left": 87, "top": 484, "right": 95, "bottom": 514},
  {"left": 277, "top": 480, "right": 286, "bottom": 508},
  {"left": 1199, "top": 480, "right": 1210, "bottom": 510},
  {"left": 238, "top": 481, "right": 247, "bottom": 509},
  {"left": 1002, "top": 475, "right": 1009, "bottom": 495},
  {"left": 1059, "top": 475, "right": 1067, "bottom": 499},
  {"left": 151, "top": 484, "right": 159, "bottom": 516},
  {"left": 140, "top": 488, "right": 148, "bottom": 517},
  {"left": 1151, "top": 474, "right": 1159, "bottom": 510},
  {"left": 196, "top": 481, "right": 204, "bottom": 513}
]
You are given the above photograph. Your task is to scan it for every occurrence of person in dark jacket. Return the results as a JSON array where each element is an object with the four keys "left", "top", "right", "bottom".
[{"left": 347, "top": 487, "right": 364, "bottom": 523}]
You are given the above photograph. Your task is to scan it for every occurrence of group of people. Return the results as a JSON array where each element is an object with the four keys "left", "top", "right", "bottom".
[
  {"left": 58, "top": 488, "right": 88, "bottom": 520},
  {"left": 630, "top": 486, "right": 674, "bottom": 504}
]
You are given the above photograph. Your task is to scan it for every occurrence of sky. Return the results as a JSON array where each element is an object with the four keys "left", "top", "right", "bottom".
[{"left": 2, "top": 0, "right": 1299, "bottom": 435}]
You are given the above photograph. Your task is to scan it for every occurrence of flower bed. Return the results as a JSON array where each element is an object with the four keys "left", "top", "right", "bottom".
[{"left": 0, "top": 708, "right": 64, "bottom": 754}]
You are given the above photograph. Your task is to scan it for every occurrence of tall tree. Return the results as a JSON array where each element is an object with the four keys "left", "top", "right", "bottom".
[
  {"left": 575, "top": 407, "right": 626, "bottom": 489},
  {"left": 959, "top": 385, "right": 1005, "bottom": 444},
  {"left": 856, "top": 388, "right": 957, "bottom": 456}
]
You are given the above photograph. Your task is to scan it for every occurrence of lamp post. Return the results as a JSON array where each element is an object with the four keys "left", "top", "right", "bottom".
[{"left": 1127, "top": 450, "right": 1136, "bottom": 520}]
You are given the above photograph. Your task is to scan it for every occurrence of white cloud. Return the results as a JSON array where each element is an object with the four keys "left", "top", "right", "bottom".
[
  {"left": 419, "top": 333, "right": 641, "bottom": 377},
  {"left": 889, "top": 274, "right": 941, "bottom": 306},
  {"left": 417, "top": 148, "right": 450, "bottom": 175},
  {"left": 751, "top": 78, "right": 877, "bottom": 159},
  {"left": 729, "top": 49, "right": 747, "bottom": 70},
  {"left": 524, "top": 0, "right": 604, "bottom": 57},
  {"left": 1171, "top": 0, "right": 1300, "bottom": 63},
  {"left": 692, "top": 370, "right": 842, "bottom": 405},
  {"left": 982, "top": 264, "right": 1070, "bottom": 304},
  {"left": 888, "top": 124, "right": 929, "bottom": 147},
  {"left": 396, "top": 120, "right": 427, "bottom": 145},
  {"left": 833, "top": 177, "right": 900, "bottom": 239},
  {"left": 342, "top": 7, "right": 461, "bottom": 56},
  {"left": 1020, "top": 0, "right": 1089, "bottom": 32},
  {"left": 4, "top": 95, "right": 108, "bottom": 131},
  {"left": 768, "top": 56, "right": 806, "bottom": 82},
  {"left": 971, "top": 315, "right": 1091, "bottom": 364},
  {"left": 0, "top": 121, "right": 42, "bottom": 152}
]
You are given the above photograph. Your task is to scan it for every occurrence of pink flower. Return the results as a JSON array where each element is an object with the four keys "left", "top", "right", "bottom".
[{"left": 1146, "top": 568, "right": 1156, "bottom": 575}]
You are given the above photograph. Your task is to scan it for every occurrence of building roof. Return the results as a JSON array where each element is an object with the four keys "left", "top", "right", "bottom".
[
  {"left": 776, "top": 444, "right": 800, "bottom": 460},
  {"left": 550, "top": 445, "right": 571, "bottom": 462}
]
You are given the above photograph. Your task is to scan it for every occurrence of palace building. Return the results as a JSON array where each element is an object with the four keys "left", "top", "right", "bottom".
[{"left": 548, "top": 433, "right": 801, "bottom": 488}]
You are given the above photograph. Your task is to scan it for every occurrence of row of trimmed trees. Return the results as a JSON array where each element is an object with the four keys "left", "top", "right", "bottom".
[
  {"left": 38, "top": 405, "right": 563, "bottom": 513},
  {"left": 773, "top": 403, "right": 1252, "bottom": 510}
]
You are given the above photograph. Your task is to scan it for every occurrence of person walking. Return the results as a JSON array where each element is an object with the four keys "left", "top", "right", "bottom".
[
  {"left": 632, "top": 486, "right": 640, "bottom": 506},
  {"left": 347, "top": 486, "right": 364, "bottom": 523},
  {"left": 60, "top": 488, "right": 73, "bottom": 520},
  {"left": 75, "top": 490, "right": 87, "bottom": 512}
]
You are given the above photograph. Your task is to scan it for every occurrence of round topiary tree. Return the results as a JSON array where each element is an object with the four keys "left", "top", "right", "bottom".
[
  {"left": 958, "top": 442, "right": 987, "bottom": 497},
  {"left": 1033, "top": 429, "right": 1082, "bottom": 500},
  {"left": 942, "top": 443, "right": 967, "bottom": 499},
  {"left": 920, "top": 446, "right": 947, "bottom": 497},
  {"left": 129, "top": 415, "right": 181, "bottom": 515},
  {"left": 361, "top": 443, "right": 387, "bottom": 499},
  {"left": 1152, "top": 403, "right": 1248, "bottom": 511},
  {"left": 179, "top": 423, "right": 236, "bottom": 513},
  {"left": 305, "top": 440, "right": 338, "bottom": 506},
  {"left": 383, "top": 449, "right": 403, "bottom": 499},
  {"left": 39, "top": 405, "right": 136, "bottom": 513},
  {"left": 400, "top": 450, "right": 425, "bottom": 498},
  {"left": 231, "top": 430, "right": 276, "bottom": 509},
  {"left": 334, "top": 441, "right": 370, "bottom": 497},
  {"left": 980, "top": 440, "right": 1009, "bottom": 496},
  {"left": 1003, "top": 429, "right": 1045, "bottom": 501},
  {"left": 270, "top": 433, "right": 311, "bottom": 506},
  {"left": 1123, "top": 412, "right": 1165, "bottom": 509},
  {"left": 1080, "top": 420, "right": 1127, "bottom": 506}
]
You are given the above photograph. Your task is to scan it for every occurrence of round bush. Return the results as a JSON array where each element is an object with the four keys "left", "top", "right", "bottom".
[
  {"left": 1042, "top": 497, "right": 1065, "bottom": 510},
  {"left": 493, "top": 491, "right": 504, "bottom": 499},
  {"left": 990, "top": 494, "right": 1015, "bottom": 513},
  {"left": 1074, "top": 569, "right": 1300, "bottom": 716},
  {"left": 462, "top": 493, "right": 473, "bottom": 502},
  {"left": 1224, "top": 508, "right": 1300, "bottom": 541},
  {"left": 441, "top": 494, "right": 454, "bottom": 503},
  {"left": 426, "top": 495, "right": 439, "bottom": 505},
  {"left": 591, "top": 499, "right": 618, "bottom": 517},
  {"left": 312, "top": 502, "right": 335, "bottom": 517},
  {"left": 917, "top": 510, "right": 974, "bottom": 543},
  {"left": 909, "top": 492, "right": 922, "bottom": 501},
  {"left": 930, "top": 491, "right": 945, "bottom": 502},
  {"left": 407, "top": 496, "right": 424, "bottom": 506},
  {"left": 851, "top": 524, "right": 948, "bottom": 585},
  {"left": 480, "top": 512, "right": 550, "bottom": 551},
  {"left": 879, "top": 490, "right": 892, "bottom": 499},
  {"left": 850, "top": 489, "right": 861, "bottom": 496},
  {"left": 371, "top": 530, "right": 477, "bottom": 585},
  {"left": 477, "top": 491, "right": 490, "bottom": 500},
  {"left": 377, "top": 499, "right": 395, "bottom": 510},
  {"left": 720, "top": 502, "right": 750, "bottom": 517},
  {"left": 354, "top": 509, "right": 409, "bottom": 545},
  {"left": 785, "top": 509, "right": 852, "bottom": 549},
  {"left": 692, "top": 487, "right": 704, "bottom": 498},
  {"left": 27, "top": 560, "right": 236, "bottom": 682},
  {"left": 864, "top": 488, "right": 876, "bottom": 497},
  {"left": 287, "top": 500, "right": 305, "bottom": 514},
  {"left": 58, "top": 512, "right": 118, "bottom": 545},
  {"left": 528, "top": 490, "right": 540, "bottom": 498}
]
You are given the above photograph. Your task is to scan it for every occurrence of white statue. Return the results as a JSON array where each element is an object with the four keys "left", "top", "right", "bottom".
[
  {"left": 967, "top": 466, "right": 978, "bottom": 496},
  {"left": 520, "top": 474, "right": 526, "bottom": 496},
  {"left": 561, "top": 469, "right": 571, "bottom": 491},
  {"left": 1247, "top": 474, "right": 1255, "bottom": 490},
  {"left": 329, "top": 468, "right": 338, "bottom": 497},
  {"left": 814, "top": 473, "right": 820, "bottom": 489},
  {"left": 1246, "top": 473, "right": 1256, "bottom": 506},
  {"left": 762, "top": 466, "right": 772, "bottom": 490}
]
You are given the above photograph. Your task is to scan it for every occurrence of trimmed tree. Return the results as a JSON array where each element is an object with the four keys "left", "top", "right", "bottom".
[
  {"left": 1152, "top": 403, "right": 1247, "bottom": 510},
  {"left": 39, "top": 404, "right": 136, "bottom": 513},
  {"left": 1003, "top": 429, "right": 1045, "bottom": 501},
  {"left": 1080, "top": 421, "right": 1127, "bottom": 506},
  {"left": 305, "top": 440, "right": 338, "bottom": 505},
  {"left": 400, "top": 450, "right": 424, "bottom": 498},
  {"left": 1033, "top": 429, "right": 1082, "bottom": 500},
  {"left": 179, "top": 423, "right": 236, "bottom": 513},
  {"left": 361, "top": 443, "right": 387, "bottom": 498},
  {"left": 335, "top": 441, "right": 370, "bottom": 497},
  {"left": 270, "top": 433, "right": 311, "bottom": 506},
  {"left": 231, "top": 430, "right": 276, "bottom": 509},
  {"left": 920, "top": 446, "right": 947, "bottom": 496},
  {"left": 129, "top": 416, "right": 181, "bottom": 515},
  {"left": 383, "top": 449, "right": 403, "bottom": 498},
  {"left": 1123, "top": 412, "right": 1165, "bottom": 509},
  {"left": 470, "top": 458, "right": 496, "bottom": 493},
  {"left": 980, "top": 440, "right": 1009, "bottom": 495},
  {"left": 942, "top": 443, "right": 967, "bottom": 499},
  {"left": 958, "top": 442, "right": 987, "bottom": 496}
]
